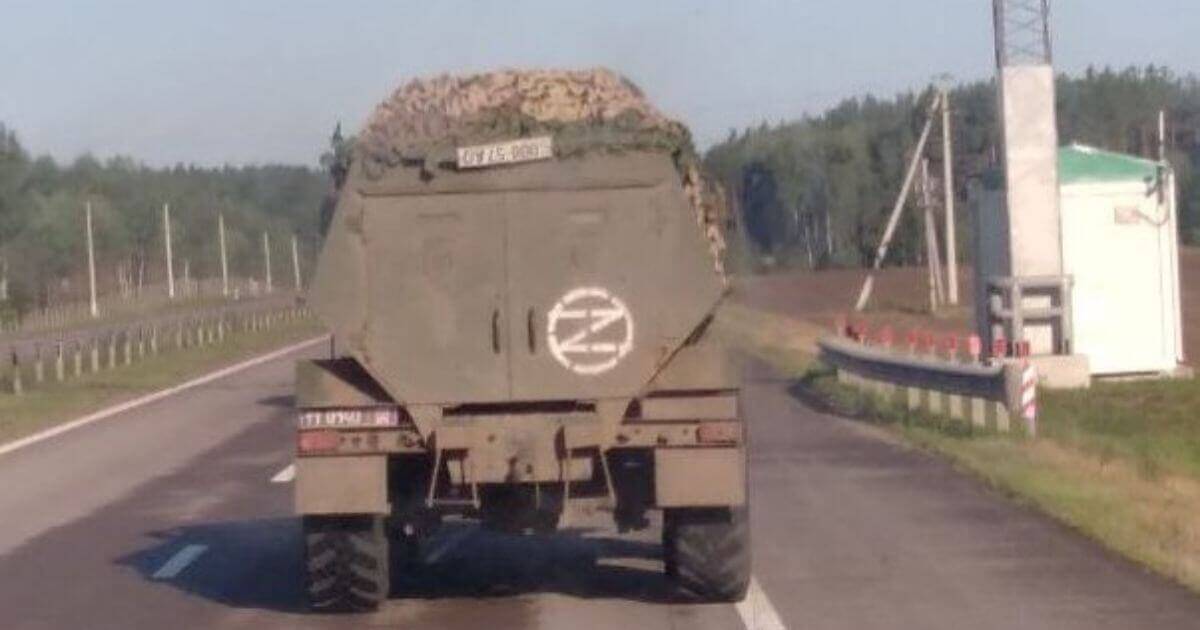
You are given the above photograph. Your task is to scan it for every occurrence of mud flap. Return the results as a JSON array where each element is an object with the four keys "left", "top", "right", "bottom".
[
  {"left": 295, "top": 455, "right": 389, "bottom": 514},
  {"left": 654, "top": 447, "right": 745, "bottom": 507}
]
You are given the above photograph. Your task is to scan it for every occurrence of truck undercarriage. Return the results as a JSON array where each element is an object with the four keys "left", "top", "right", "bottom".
[{"left": 294, "top": 355, "right": 749, "bottom": 610}]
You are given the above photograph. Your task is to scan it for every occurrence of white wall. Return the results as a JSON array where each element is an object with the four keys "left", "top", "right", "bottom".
[{"left": 1060, "top": 177, "right": 1182, "bottom": 374}]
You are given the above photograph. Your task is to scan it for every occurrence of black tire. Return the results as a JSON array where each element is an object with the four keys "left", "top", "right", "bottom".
[
  {"left": 662, "top": 506, "right": 750, "bottom": 602},
  {"left": 303, "top": 515, "right": 390, "bottom": 612}
]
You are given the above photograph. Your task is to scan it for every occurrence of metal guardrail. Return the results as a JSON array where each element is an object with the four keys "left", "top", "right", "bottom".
[
  {"left": 1, "top": 304, "right": 312, "bottom": 397},
  {"left": 817, "top": 334, "right": 1031, "bottom": 434}
]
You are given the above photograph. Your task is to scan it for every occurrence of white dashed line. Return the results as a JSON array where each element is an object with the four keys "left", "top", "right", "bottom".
[
  {"left": 270, "top": 463, "right": 295, "bottom": 483},
  {"left": 736, "top": 577, "right": 788, "bottom": 630},
  {"left": 152, "top": 544, "right": 209, "bottom": 580},
  {"left": 423, "top": 527, "right": 475, "bottom": 564}
]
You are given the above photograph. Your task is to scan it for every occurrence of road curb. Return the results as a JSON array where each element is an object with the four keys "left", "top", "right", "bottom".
[{"left": 0, "top": 334, "right": 328, "bottom": 458}]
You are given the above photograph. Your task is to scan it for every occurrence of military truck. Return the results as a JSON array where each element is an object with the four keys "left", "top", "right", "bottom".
[{"left": 295, "top": 69, "right": 748, "bottom": 611}]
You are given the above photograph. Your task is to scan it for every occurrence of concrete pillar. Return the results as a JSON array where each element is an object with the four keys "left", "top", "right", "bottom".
[
  {"left": 10, "top": 350, "right": 22, "bottom": 395},
  {"left": 34, "top": 346, "right": 44, "bottom": 384},
  {"left": 906, "top": 386, "right": 921, "bottom": 412},
  {"left": 55, "top": 343, "right": 64, "bottom": 382},
  {"left": 89, "top": 341, "right": 100, "bottom": 373}
]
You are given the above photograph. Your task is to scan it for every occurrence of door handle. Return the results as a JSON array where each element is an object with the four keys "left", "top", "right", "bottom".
[
  {"left": 527, "top": 308, "right": 537, "bottom": 354},
  {"left": 491, "top": 309, "right": 500, "bottom": 354}
]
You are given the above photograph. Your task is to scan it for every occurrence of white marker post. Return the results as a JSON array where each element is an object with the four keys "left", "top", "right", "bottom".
[
  {"left": 218, "top": 213, "right": 229, "bottom": 298},
  {"left": 291, "top": 233, "right": 301, "bottom": 291},
  {"left": 85, "top": 201, "right": 99, "bottom": 318},
  {"left": 163, "top": 203, "right": 175, "bottom": 300},
  {"left": 262, "top": 231, "right": 272, "bottom": 293}
]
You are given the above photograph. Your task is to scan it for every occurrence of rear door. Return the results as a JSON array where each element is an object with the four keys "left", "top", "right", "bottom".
[
  {"left": 503, "top": 183, "right": 722, "bottom": 400},
  {"left": 361, "top": 194, "right": 510, "bottom": 403}
]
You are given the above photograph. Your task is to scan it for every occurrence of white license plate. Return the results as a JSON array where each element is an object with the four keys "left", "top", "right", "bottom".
[
  {"left": 298, "top": 408, "right": 398, "bottom": 429},
  {"left": 456, "top": 136, "right": 553, "bottom": 169}
]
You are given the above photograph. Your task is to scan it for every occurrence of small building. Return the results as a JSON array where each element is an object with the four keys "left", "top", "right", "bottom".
[
  {"left": 973, "top": 144, "right": 1185, "bottom": 379},
  {"left": 1058, "top": 144, "right": 1184, "bottom": 376}
]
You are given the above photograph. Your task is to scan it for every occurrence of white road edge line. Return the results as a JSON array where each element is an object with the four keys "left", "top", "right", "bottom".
[
  {"left": 0, "top": 335, "right": 329, "bottom": 458},
  {"left": 152, "top": 544, "right": 209, "bottom": 580},
  {"left": 271, "top": 463, "right": 296, "bottom": 483},
  {"left": 424, "top": 527, "right": 476, "bottom": 565},
  {"left": 736, "top": 576, "right": 788, "bottom": 630}
]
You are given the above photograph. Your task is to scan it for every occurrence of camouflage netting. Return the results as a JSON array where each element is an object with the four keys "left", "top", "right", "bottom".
[
  {"left": 358, "top": 68, "right": 692, "bottom": 168},
  {"left": 356, "top": 67, "right": 727, "bottom": 278}
]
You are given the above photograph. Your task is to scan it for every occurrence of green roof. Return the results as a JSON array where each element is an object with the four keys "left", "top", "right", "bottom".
[{"left": 1058, "top": 144, "right": 1161, "bottom": 185}]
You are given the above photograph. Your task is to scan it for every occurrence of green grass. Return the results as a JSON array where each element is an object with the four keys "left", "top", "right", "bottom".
[
  {"left": 1037, "top": 378, "right": 1200, "bottom": 481},
  {"left": 0, "top": 317, "right": 323, "bottom": 444}
]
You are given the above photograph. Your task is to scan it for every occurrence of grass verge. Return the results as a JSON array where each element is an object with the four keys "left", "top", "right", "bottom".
[
  {"left": 0, "top": 317, "right": 323, "bottom": 445},
  {"left": 720, "top": 302, "right": 1200, "bottom": 593},
  {"left": 713, "top": 301, "right": 820, "bottom": 374}
]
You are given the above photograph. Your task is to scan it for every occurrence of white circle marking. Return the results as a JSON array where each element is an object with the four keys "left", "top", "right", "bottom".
[{"left": 546, "top": 287, "right": 634, "bottom": 375}]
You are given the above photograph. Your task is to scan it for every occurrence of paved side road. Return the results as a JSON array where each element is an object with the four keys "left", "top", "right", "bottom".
[{"left": 0, "top": 350, "right": 1197, "bottom": 629}]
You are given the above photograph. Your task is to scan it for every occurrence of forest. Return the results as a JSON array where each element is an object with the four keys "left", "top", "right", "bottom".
[
  {"left": 0, "top": 125, "right": 329, "bottom": 315},
  {"left": 704, "top": 66, "right": 1200, "bottom": 271}
]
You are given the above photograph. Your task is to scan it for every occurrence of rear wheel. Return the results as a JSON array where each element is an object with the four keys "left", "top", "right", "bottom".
[
  {"left": 303, "top": 515, "right": 390, "bottom": 612},
  {"left": 662, "top": 506, "right": 750, "bottom": 602}
]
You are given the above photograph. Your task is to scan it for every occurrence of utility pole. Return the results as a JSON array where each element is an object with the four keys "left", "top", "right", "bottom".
[
  {"left": 218, "top": 213, "right": 229, "bottom": 297},
  {"left": 182, "top": 259, "right": 190, "bottom": 296},
  {"left": 921, "top": 158, "right": 946, "bottom": 308},
  {"left": 86, "top": 201, "right": 98, "bottom": 318},
  {"left": 163, "top": 203, "right": 175, "bottom": 300},
  {"left": 941, "top": 86, "right": 959, "bottom": 305},
  {"left": 291, "top": 234, "right": 302, "bottom": 291},
  {"left": 263, "top": 231, "right": 273, "bottom": 293},
  {"left": 854, "top": 93, "right": 941, "bottom": 311}
]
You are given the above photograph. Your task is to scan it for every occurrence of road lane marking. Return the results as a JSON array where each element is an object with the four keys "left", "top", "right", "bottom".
[
  {"left": 0, "top": 335, "right": 328, "bottom": 458},
  {"left": 152, "top": 544, "right": 209, "bottom": 580},
  {"left": 736, "top": 577, "right": 788, "bottom": 630},
  {"left": 424, "top": 527, "right": 476, "bottom": 564},
  {"left": 271, "top": 463, "right": 296, "bottom": 483}
]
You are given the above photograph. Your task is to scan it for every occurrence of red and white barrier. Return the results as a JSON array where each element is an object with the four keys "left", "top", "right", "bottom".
[{"left": 1020, "top": 359, "right": 1038, "bottom": 436}]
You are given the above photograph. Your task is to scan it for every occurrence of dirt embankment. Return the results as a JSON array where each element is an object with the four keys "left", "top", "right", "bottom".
[
  {"left": 732, "top": 247, "right": 1200, "bottom": 361},
  {"left": 730, "top": 266, "right": 974, "bottom": 345}
]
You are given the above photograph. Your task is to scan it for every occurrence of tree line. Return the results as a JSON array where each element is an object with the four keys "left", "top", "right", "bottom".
[
  {"left": 0, "top": 124, "right": 329, "bottom": 316},
  {"left": 705, "top": 65, "right": 1200, "bottom": 271}
]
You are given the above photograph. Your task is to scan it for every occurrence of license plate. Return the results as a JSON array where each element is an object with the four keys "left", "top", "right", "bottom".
[
  {"left": 298, "top": 408, "right": 398, "bottom": 429},
  {"left": 456, "top": 136, "right": 553, "bottom": 169}
]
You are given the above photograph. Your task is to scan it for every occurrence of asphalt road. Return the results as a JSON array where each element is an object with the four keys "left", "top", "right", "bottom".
[{"left": 0, "top": 347, "right": 1198, "bottom": 629}]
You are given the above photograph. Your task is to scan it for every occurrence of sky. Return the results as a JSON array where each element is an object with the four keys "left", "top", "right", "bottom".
[{"left": 1, "top": 0, "right": 1197, "bottom": 168}]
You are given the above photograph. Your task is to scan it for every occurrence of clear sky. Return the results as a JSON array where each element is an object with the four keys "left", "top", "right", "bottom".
[{"left": 1, "top": 1, "right": 1195, "bottom": 167}]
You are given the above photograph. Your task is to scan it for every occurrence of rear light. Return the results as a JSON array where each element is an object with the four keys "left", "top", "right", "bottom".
[
  {"left": 696, "top": 422, "right": 740, "bottom": 445},
  {"left": 297, "top": 430, "right": 340, "bottom": 453}
]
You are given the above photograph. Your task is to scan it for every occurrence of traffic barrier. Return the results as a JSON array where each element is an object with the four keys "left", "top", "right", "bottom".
[
  {"left": 818, "top": 326, "right": 1036, "bottom": 435},
  {"left": 0, "top": 304, "right": 313, "bottom": 396},
  {"left": 1021, "top": 360, "right": 1038, "bottom": 435}
]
